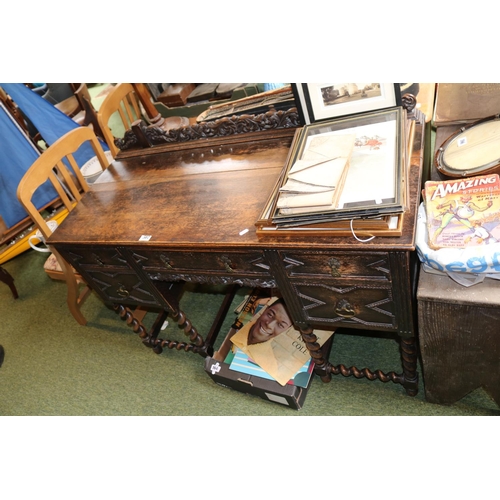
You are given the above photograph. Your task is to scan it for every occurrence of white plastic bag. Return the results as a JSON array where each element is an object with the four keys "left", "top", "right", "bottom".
[
  {"left": 415, "top": 203, "right": 500, "bottom": 286},
  {"left": 28, "top": 220, "right": 59, "bottom": 253}
]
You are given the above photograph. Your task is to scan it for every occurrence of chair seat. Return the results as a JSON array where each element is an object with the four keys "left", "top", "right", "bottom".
[
  {"left": 72, "top": 110, "right": 86, "bottom": 125},
  {"left": 44, "top": 252, "right": 86, "bottom": 285},
  {"left": 43, "top": 252, "right": 65, "bottom": 280},
  {"left": 55, "top": 95, "right": 80, "bottom": 118}
]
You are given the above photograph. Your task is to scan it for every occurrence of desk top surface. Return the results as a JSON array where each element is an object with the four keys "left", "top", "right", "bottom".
[{"left": 49, "top": 126, "right": 424, "bottom": 252}]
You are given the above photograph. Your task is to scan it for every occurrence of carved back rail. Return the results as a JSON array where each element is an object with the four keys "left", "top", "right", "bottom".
[
  {"left": 115, "top": 107, "right": 300, "bottom": 153},
  {"left": 115, "top": 93, "right": 417, "bottom": 155}
]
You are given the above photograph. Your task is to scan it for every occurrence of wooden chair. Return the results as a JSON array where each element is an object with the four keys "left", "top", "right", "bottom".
[
  {"left": 0, "top": 265, "right": 18, "bottom": 299},
  {"left": 16, "top": 126, "right": 110, "bottom": 325},
  {"left": 73, "top": 84, "right": 105, "bottom": 140},
  {"left": 96, "top": 83, "right": 143, "bottom": 156},
  {"left": 45, "top": 83, "right": 84, "bottom": 120}
]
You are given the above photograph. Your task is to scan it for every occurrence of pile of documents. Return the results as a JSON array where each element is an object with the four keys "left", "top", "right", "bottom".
[
  {"left": 255, "top": 106, "right": 413, "bottom": 237},
  {"left": 276, "top": 134, "right": 356, "bottom": 214}
]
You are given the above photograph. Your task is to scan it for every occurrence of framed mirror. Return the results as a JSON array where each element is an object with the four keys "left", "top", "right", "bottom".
[{"left": 435, "top": 115, "right": 500, "bottom": 178}]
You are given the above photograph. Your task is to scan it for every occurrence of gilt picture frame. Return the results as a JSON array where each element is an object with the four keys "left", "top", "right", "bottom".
[{"left": 292, "top": 83, "right": 402, "bottom": 125}]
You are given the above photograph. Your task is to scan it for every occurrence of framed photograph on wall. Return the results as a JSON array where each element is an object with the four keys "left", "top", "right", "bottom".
[{"left": 292, "top": 83, "right": 402, "bottom": 125}]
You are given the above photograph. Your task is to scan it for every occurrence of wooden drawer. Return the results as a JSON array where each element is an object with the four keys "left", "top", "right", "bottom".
[
  {"left": 276, "top": 250, "right": 391, "bottom": 281},
  {"left": 81, "top": 268, "right": 162, "bottom": 307},
  {"left": 57, "top": 246, "right": 129, "bottom": 268},
  {"left": 127, "top": 249, "right": 272, "bottom": 278},
  {"left": 291, "top": 281, "right": 396, "bottom": 330}
]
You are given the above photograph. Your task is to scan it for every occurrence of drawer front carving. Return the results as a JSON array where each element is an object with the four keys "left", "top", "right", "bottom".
[
  {"left": 277, "top": 250, "right": 391, "bottom": 280},
  {"left": 292, "top": 282, "right": 396, "bottom": 330},
  {"left": 57, "top": 246, "right": 128, "bottom": 268},
  {"left": 127, "top": 249, "right": 272, "bottom": 277},
  {"left": 82, "top": 269, "right": 161, "bottom": 306}
]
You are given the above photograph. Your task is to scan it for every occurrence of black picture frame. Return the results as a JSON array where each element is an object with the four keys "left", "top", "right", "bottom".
[{"left": 292, "top": 83, "right": 402, "bottom": 125}]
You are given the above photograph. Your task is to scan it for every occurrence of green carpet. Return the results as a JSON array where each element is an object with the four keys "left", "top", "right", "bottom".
[{"left": 0, "top": 248, "right": 498, "bottom": 416}]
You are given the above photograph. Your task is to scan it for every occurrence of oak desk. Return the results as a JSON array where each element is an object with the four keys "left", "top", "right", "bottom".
[{"left": 49, "top": 121, "right": 425, "bottom": 396}]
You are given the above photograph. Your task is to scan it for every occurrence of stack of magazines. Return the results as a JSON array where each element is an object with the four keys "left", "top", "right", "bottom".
[{"left": 215, "top": 290, "right": 334, "bottom": 387}]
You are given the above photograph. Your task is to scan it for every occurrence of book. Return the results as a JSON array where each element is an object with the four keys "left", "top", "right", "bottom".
[
  {"left": 212, "top": 291, "right": 278, "bottom": 363},
  {"left": 228, "top": 348, "right": 314, "bottom": 388},
  {"left": 424, "top": 174, "right": 500, "bottom": 249}
]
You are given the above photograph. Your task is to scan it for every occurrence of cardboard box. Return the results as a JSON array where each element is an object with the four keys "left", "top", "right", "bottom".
[
  {"left": 204, "top": 355, "right": 314, "bottom": 410},
  {"left": 433, "top": 83, "right": 500, "bottom": 126},
  {"left": 203, "top": 290, "right": 333, "bottom": 410}
]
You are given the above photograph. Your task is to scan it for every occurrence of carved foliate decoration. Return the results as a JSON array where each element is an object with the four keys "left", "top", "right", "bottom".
[
  {"left": 401, "top": 93, "right": 417, "bottom": 113},
  {"left": 116, "top": 108, "right": 300, "bottom": 151},
  {"left": 147, "top": 271, "right": 276, "bottom": 288}
]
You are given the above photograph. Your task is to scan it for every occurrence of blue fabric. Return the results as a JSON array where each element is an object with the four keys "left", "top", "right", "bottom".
[
  {"left": 0, "top": 83, "right": 110, "bottom": 229},
  {"left": 0, "top": 83, "right": 109, "bottom": 159},
  {"left": 263, "top": 83, "right": 286, "bottom": 91},
  {"left": 0, "top": 105, "right": 57, "bottom": 227}
]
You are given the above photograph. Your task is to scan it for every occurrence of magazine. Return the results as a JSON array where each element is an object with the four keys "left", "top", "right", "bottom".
[
  {"left": 228, "top": 348, "right": 314, "bottom": 388},
  {"left": 229, "top": 296, "right": 334, "bottom": 386},
  {"left": 213, "top": 290, "right": 334, "bottom": 385},
  {"left": 424, "top": 173, "right": 500, "bottom": 249}
]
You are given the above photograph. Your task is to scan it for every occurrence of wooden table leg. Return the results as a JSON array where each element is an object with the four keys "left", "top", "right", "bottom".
[
  {"left": 0, "top": 266, "right": 18, "bottom": 299},
  {"left": 309, "top": 330, "right": 419, "bottom": 396},
  {"left": 400, "top": 337, "right": 419, "bottom": 396},
  {"left": 113, "top": 301, "right": 205, "bottom": 355}
]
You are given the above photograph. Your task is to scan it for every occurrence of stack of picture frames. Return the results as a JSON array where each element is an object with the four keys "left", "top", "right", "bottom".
[{"left": 255, "top": 83, "right": 417, "bottom": 238}]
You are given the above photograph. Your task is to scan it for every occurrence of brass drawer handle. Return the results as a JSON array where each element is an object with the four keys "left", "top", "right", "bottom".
[
  {"left": 335, "top": 299, "right": 355, "bottom": 318},
  {"left": 116, "top": 285, "right": 130, "bottom": 298},
  {"left": 219, "top": 256, "right": 233, "bottom": 273},
  {"left": 92, "top": 253, "right": 105, "bottom": 266},
  {"left": 159, "top": 254, "right": 173, "bottom": 269},
  {"left": 328, "top": 257, "right": 341, "bottom": 277}
]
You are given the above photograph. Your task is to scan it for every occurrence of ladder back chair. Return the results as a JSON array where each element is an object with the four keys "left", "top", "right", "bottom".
[
  {"left": 96, "top": 83, "right": 143, "bottom": 156},
  {"left": 17, "top": 126, "right": 110, "bottom": 325}
]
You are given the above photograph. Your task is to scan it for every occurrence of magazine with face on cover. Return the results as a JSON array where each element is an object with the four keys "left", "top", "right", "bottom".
[{"left": 229, "top": 297, "right": 334, "bottom": 386}]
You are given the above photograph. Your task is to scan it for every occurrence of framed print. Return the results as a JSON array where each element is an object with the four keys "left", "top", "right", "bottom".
[
  {"left": 264, "top": 106, "right": 406, "bottom": 226},
  {"left": 292, "top": 83, "right": 402, "bottom": 125}
]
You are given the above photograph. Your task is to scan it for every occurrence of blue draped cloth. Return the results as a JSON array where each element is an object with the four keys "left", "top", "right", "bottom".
[
  {"left": 0, "top": 83, "right": 109, "bottom": 229},
  {"left": 0, "top": 104, "right": 57, "bottom": 228}
]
